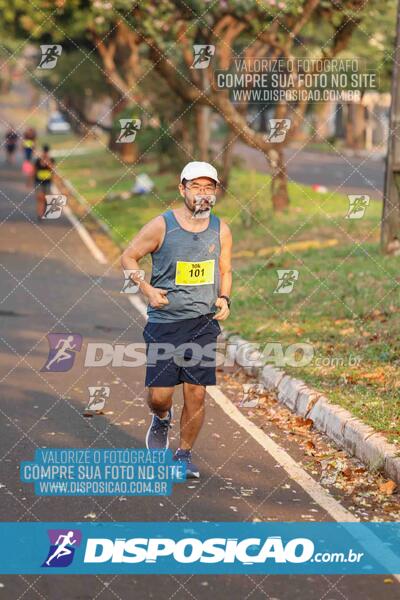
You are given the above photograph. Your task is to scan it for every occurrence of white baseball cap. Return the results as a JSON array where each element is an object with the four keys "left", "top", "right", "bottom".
[{"left": 180, "top": 161, "right": 219, "bottom": 184}]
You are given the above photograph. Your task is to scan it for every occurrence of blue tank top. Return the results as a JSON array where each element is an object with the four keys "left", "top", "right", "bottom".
[{"left": 147, "top": 210, "right": 221, "bottom": 322}]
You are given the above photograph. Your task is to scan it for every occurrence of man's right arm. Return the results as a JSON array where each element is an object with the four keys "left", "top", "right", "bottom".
[{"left": 121, "top": 216, "right": 169, "bottom": 308}]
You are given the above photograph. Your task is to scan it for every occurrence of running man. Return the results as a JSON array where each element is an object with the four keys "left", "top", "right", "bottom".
[
  {"left": 33, "top": 144, "right": 55, "bottom": 220},
  {"left": 22, "top": 127, "right": 37, "bottom": 162},
  {"left": 4, "top": 128, "right": 18, "bottom": 164},
  {"left": 45, "top": 531, "right": 76, "bottom": 566},
  {"left": 121, "top": 162, "right": 232, "bottom": 479}
]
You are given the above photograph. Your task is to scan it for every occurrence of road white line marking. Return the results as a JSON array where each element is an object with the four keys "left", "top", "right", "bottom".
[
  {"left": 127, "top": 294, "right": 148, "bottom": 319},
  {"left": 208, "top": 385, "right": 358, "bottom": 523},
  {"left": 63, "top": 205, "right": 107, "bottom": 265}
]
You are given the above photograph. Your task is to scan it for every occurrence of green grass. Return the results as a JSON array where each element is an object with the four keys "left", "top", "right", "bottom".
[
  {"left": 58, "top": 147, "right": 381, "bottom": 249},
  {"left": 229, "top": 245, "right": 400, "bottom": 443},
  {"left": 56, "top": 145, "right": 400, "bottom": 445}
]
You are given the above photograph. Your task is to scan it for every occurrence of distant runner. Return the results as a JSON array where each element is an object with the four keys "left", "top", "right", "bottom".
[
  {"left": 121, "top": 162, "right": 232, "bottom": 479},
  {"left": 22, "top": 127, "right": 37, "bottom": 161},
  {"left": 4, "top": 128, "right": 18, "bottom": 164},
  {"left": 33, "top": 144, "right": 55, "bottom": 220}
]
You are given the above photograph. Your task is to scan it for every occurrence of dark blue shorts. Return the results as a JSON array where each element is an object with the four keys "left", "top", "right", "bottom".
[
  {"left": 143, "top": 313, "right": 221, "bottom": 388},
  {"left": 24, "top": 147, "right": 33, "bottom": 161}
]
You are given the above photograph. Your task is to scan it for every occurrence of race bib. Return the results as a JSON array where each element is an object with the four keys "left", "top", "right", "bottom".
[{"left": 175, "top": 260, "right": 215, "bottom": 286}]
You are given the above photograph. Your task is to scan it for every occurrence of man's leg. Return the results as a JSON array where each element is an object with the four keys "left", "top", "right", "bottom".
[
  {"left": 36, "top": 191, "right": 46, "bottom": 219},
  {"left": 145, "top": 386, "right": 174, "bottom": 450},
  {"left": 147, "top": 386, "right": 174, "bottom": 418},
  {"left": 179, "top": 383, "right": 206, "bottom": 450}
]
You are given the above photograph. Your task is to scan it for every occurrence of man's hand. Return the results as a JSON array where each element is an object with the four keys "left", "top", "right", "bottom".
[
  {"left": 213, "top": 297, "right": 230, "bottom": 321},
  {"left": 147, "top": 287, "right": 169, "bottom": 308}
]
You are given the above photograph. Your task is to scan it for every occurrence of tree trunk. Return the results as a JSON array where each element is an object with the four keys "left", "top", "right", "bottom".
[
  {"left": 219, "top": 128, "right": 236, "bottom": 193},
  {"left": 314, "top": 101, "right": 333, "bottom": 142},
  {"left": 180, "top": 112, "right": 193, "bottom": 157},
  {"left": 381, "top": 0, "right": 400, "bottom": 255},
  {"left": 352, "top": 102, "right": 366, "bottom": 150},
  {"left": 119, "top": 142, "right": 138, "bottom": 164},
  {"left": 346, "top": 102, "right": 365, "bottom": 149},
  {"left": 195, "top": 104, "right": 210, "bottom": 161},
  {"left": 268, "top": 149, "right": 289, "bottom": 211}
]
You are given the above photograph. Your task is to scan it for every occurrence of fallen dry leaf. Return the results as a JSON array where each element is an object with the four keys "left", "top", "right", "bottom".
[
  {"left": 339, "top": 327, "right": 355, "bottom": 335},
  {"left": 379, "top": 480, "right": 397, "bottom": 495},
  {"left": 295, "top": 416, "right": 314, "bottom": 430},
  {"left": 305, "top": 440, "right": 316, "bottom": 456},
  {"left": 342, "top": 467, "right": 353, "bottom": 479}
]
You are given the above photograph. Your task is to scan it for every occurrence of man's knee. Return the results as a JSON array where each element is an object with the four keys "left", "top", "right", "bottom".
[
  {"left": 147, "top": 387, "right": 173, "bottom": 411},
  {"left": 184, "top": 383, "right": 206, "bottom": 405}
]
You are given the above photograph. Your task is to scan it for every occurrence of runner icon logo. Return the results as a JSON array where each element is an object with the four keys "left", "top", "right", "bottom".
[
  {"left": 38, "top": 45, "right": 62, "bottom": 69},
  {"left": 240, "top": 383, "right": 266, "bottom": 408},
  {"left": 116, "top": 119, "right": 142, "bottom": 143},
  {"left": 274, "top": 269, "right": 299, "bottom": 294},
  {"left": 265, "top": 119, "right": 291, "bottom": 143},
  {"left": 193, "top": 194, "right": 216, "bottom": 219},
  {"left": 121, "top": 269, "right": 145, "bottom": 294},
  {"left": 41, "top": 333, "right": 82, "bottom": 372},
  {"left": 43, "top": 195, "right": 67, "bottom": 219},
  {"left": 42, "top": 529, "right": 82, "bottom": 568},
  {"left": 85, "top": 386, "right": 110, "bottom": 414},
  {"left": 346, "top": 194, "right": 370, "bottom": 219},
  {"left": 191, "top": 45, "right": 215, "bottom": 69}
]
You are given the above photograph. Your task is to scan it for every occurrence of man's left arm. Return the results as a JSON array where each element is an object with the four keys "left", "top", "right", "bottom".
[{"left": 214, "top": 220, "right": 232, "bottom": 321}]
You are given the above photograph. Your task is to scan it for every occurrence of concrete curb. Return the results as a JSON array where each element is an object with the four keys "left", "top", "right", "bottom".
[{"left": 222, "top": 331, "right": 400, "bottom": 484}]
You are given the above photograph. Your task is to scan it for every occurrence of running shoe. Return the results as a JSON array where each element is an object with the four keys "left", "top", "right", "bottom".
[
  {"left": 145, "top": 409, "right": 172, "bottom": 449},
  {"left": 173, "top": 448, "right": 200, "bottom": 479}
]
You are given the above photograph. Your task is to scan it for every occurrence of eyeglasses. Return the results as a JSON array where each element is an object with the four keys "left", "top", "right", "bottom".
[{"left": 185, "top": 183, "right": 216, "bottom": 194}]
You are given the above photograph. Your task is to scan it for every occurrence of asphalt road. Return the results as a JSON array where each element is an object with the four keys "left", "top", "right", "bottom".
[
  {"left": 232, "top": 142, "right": 385, "bottom": 199},
  {"left": 0, "top": 162, "right": 397, "bottom": 599}
]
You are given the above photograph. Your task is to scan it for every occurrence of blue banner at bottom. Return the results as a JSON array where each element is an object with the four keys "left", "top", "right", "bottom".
[{"left": 1, "top": 522, "right": 399, "bottom": 574}]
